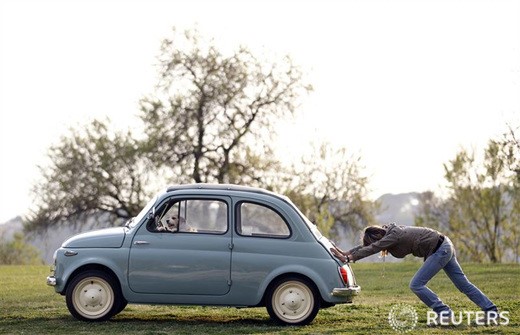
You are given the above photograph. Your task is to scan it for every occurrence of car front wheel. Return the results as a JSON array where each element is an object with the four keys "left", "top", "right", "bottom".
[
  {"left": 65, "top": 270, "right": 122, "bottom": 321},
  {"left": 266, "top": 277, "right": 320, "bottom": 325}
]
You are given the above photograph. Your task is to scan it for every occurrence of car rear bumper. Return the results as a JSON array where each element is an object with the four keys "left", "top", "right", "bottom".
[{"left": 331, "top": 285, "right": 361, "bottom": 300}]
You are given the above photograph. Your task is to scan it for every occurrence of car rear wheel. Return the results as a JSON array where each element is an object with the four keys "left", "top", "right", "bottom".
[
  {"left": 65, "top": 270, "right": 122, "bottom": 321},
  {"left": 266, "top": 276, "right": 320, "bottom": 325},
  {"left": 112, "top": 298, "right": 128, "bottom": 316}
]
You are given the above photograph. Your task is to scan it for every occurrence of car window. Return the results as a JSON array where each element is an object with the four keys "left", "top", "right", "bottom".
[
  {"left": 237, "top": 202, "right": 290, "bottom": 238},
  {"left": 153, "top": 199, "right": 228, "bottom": 234}
]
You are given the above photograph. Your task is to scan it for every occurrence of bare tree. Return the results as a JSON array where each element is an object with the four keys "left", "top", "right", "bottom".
[
  {"left": 27, "top": 27, "right": 312, "bottom": 230},
  {"left": 139, "top": 28, "right": 311, "bottom": 185}
]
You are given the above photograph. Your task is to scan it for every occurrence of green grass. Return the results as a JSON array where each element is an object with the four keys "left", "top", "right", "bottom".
[{"left": 0, "top": 263, "right": 518, "bottom": 334}]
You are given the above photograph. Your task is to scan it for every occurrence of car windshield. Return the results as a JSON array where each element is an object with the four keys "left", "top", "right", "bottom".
[{"left": 127, "top": 195, "right": 157, "bottom": 229}]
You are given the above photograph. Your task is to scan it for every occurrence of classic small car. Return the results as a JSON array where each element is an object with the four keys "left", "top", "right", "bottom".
[{"left": 47, "top": 184, "right": 360, "bottom": 325}]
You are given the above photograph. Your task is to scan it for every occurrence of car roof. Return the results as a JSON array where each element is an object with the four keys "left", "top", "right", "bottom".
[{"left": 166, "top": 183, "right": 288, "bottom": 201}]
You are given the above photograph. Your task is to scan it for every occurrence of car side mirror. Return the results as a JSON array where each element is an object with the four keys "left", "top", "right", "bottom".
[{"left": 147, "top": 207, "right": 160, "bottom": 225}]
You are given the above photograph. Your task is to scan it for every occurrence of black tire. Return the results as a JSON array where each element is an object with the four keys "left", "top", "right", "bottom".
[
  {"left": 266, "top": 276, "right": 321, "bottom": 326},
  {"left": 112, "top": 299, "right": 128, "bottom": 316},
  {"left": 65, "top": 270, "right": 123, "bottom": 321}
]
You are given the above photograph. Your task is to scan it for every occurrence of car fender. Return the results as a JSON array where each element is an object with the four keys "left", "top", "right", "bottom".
[
  {"left": 57, "top": 249, "right": 128, "bottom": 294},
  {"left": 255, "top": 263, "right": 333, "bottom": 304}
]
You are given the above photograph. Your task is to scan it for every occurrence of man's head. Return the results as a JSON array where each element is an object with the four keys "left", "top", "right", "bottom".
[{"left": 363, "top": 225, "right": 387, "bottom": 246}]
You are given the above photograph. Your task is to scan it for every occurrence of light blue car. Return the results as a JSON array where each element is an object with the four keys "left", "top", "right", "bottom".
[{"left": 47, "top": 184, "right": 360, "bottom": 325}]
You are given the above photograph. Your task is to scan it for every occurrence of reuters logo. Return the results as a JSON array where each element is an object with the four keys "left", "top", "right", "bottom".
[{"left": 388, "top": 304, "right": 418, "bottom": 333}]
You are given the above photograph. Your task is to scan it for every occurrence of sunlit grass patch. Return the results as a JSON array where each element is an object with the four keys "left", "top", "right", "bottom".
[{"left": 0, "top": 263, "right": 518, "bottom": 334}]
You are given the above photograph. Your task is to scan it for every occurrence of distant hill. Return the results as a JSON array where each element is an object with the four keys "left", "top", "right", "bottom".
[
  {"left": 0, "top": 214, "right": 117, "bottom": 264},
  {"left": 0, "top": 216, "right": 24, "bottom": 240},
  {"left": 0, "top": 192, "right": 423, "bottom": 264},
  {"left": 375, "top": 192, "right": 421, "bottom": 226}
]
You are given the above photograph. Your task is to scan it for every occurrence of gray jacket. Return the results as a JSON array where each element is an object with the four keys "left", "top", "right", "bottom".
[{"left": 348, "top": 223, "right": 444, "bottom": 261}]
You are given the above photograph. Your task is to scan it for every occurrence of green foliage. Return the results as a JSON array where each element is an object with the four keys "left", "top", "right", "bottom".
[
  {"left": 416, "top": 134, "right": 520, "bottom": 263},
  {"left": 414, "top": 191, "right": 450, "bottom": 232},
  {"left": 446, "top": 140, "right": 519, "bottom": 263},
  {"left": 27, "top": 119, "right": 155, "bottom": 231},
  {"left": 500, "top": 123, "right": 520, "bottom": 261},
  {"left": 501, "top": 123, "right": 520, "bottom": 183},
  {"left": 27, "top": 27, "right": 375, "bottom": 238},
  {"left": 276, "top": 142, "right": 379, "bottom": 239},
  {"left": 27, "top": 27, "right": 312, "bottom": 229},
  {"left": 0, "top": 233, "right": 43, "bottom": 265}
]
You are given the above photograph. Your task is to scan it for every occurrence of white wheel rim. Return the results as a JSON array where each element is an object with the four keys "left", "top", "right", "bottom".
[
  {"left": 72, "top": 276, "right": 114, "bottom": 319},
  {"left": 272, "top": 280, "right": 314, "bottom": 323}
]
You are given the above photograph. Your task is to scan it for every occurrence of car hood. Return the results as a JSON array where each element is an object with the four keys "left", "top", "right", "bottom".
[{"left": 62, "top": 227, "right": 126, "bottom": 248}]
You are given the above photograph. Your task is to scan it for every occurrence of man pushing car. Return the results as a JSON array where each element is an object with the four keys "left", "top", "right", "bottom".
[{"left": 331, "top": 223, "right": 499, "bottom": 325}]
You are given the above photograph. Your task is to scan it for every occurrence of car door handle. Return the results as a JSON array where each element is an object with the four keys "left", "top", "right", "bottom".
[{"left": 134, "top": 240, "right": 150, "bottom": 245}]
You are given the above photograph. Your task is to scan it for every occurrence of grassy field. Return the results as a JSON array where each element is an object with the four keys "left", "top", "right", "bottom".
[{"left": 0, "top": 263, "right": 518, "bottom": 334}]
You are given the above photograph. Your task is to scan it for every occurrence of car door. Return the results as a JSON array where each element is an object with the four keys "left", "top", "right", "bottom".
[
  {"left": 128, "top": 196, "right": 232, "bottom": 295},
  {"left": 230, "top": 199, "right": 296, "bottom": 296}
]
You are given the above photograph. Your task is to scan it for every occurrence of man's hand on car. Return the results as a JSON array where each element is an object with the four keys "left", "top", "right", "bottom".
[{"left": 330, "top": 247, "right": 349, "bottom": 263}]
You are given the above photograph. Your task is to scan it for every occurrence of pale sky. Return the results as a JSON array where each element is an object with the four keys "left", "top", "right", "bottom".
[{"left": 1, "top": 0, "right": 519, "bottom": 223}]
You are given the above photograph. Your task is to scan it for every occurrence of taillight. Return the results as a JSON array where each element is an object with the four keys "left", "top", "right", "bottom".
[{"left": 338, "top": 266, "right": 350, "bottom": 286}]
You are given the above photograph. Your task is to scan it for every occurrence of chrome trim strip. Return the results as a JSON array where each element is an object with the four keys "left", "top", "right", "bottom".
[{"left": 64, "top": 250, "right": 78, "bottom": 257}]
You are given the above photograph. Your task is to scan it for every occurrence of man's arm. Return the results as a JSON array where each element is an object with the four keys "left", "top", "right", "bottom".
[{"left": 349, "top": 230, "right": 399, "bottom": 261}]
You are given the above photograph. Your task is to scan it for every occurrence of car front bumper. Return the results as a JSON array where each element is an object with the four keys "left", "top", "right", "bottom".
[
  {"left": 331, "top": 285, "right": 361, "bottom": 300},
  {"left": 46, "top": 276, "right": 57, "bottom": 286}
]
